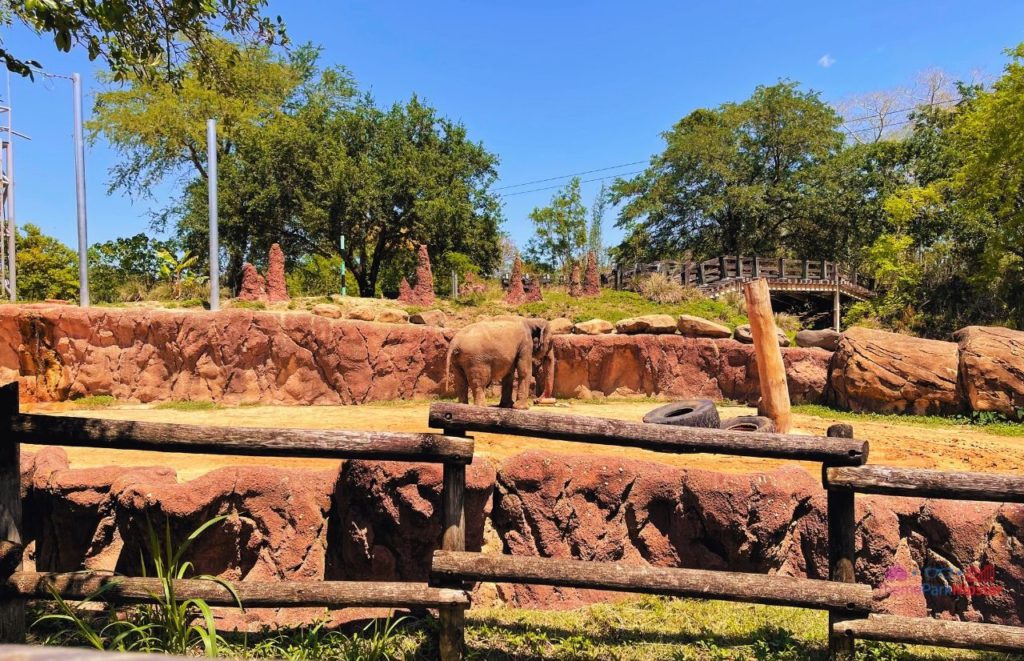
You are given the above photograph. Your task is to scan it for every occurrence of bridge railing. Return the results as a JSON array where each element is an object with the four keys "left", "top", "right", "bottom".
[{"left": 615, "top": 256, "right": 871, "bottom": 291}]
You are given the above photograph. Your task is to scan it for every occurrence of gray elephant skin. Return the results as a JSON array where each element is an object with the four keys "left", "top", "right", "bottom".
[{"left": 446, "top": 318, "right": 552, "bottom": 408}]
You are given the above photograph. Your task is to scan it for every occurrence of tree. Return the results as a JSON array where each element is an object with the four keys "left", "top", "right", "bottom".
[
  {"left": 525, "top": 177, "right": 588, "bottom": 274},
  {"left": 89, "top": 233, "right": 177, "bottom": 302},
  {"left": 176, "top": 59, "right": 502, "bottom": 297},
  {"left": 15, "top": 225, "right": 78, "bottom": 301},
  {"left": 4, "top": 0, "right": 284, "bottom": 82},
  {"left": 612, "top": 81, "right": 844, "bottom": 260},
  {"left": 588, "top": 183, "right": 608, "bottom": 265}
]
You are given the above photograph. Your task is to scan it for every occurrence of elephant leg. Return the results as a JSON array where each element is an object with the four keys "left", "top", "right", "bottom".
[
  {"left": 499, "top": 370, "right": 515, "bottom": 408},
  {"left": 453, "top": 366, "right": 469, "bottom": 404},
  {"left": 514, "top": 350, "right": 532, "bottom": 409},
  {"left": 467, "top": 364, "right": 490, "bottom": 407}
]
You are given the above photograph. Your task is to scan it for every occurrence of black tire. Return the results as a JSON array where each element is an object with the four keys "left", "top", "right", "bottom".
[
  {"left": 720, "top": 415, "right": 776, "bottom": 433},
  {"left": 643, "top": 399, "right": 720, "bottom": 428}
]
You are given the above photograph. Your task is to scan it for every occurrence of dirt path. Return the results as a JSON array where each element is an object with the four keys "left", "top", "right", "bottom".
[{"left": 21, "top": 400, "right": 1024, "bottom": 482}]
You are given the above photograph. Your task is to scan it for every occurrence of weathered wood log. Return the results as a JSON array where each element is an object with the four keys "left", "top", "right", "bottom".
[
  {"left": 0, "top": 542, "right": 22, "bottom": 582},
  {"left": 0, "top": 645, "right": 194, "bottom": 660},
  {"left": 10, "top": 413, "right": 473, "bottom": 464},
  {"left": 429, "top": 403, "right": 867, "bottom": 465},
  {"left": 438, "top": 454, "right": 468, "bottom": 661},
  {"left": 744, "top": 279, "right": 792, "bottom": 433},
  {"left": 826, "top": 424, "right": 857, "bottom": 661},
  {"left": 5, "top": 572, "right": 469, "bottom": 608},
  {"left": 0, "top": 383, "right": 23, "bottom": 643},
  {"left": 430, "top": 551, "right": 873, "bottom": 612},
  {"left": 833, "top": 614, "right": 1024, "bottom": 653},
  {"left": 825, "top": 466, "right": 1024, "bottom": 502}
]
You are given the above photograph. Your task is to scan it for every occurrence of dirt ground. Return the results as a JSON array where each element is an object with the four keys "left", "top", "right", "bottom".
[{"left": 21, "top": 399, "right": 1024, "bottom": 481}]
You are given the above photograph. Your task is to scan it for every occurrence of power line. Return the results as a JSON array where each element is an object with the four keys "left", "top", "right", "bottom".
[
  {"left": 497, "top": 97, "right": 961, "bottom": 198},
  {"left": 493, "top": 160, "right": 647, "bottom": 191},
  {"left": 500, "top": 170, "right": 645, "bottom": 197}
]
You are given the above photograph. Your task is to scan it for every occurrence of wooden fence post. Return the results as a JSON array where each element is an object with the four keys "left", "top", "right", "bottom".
[
  {"left": 826, "top": 422, "right": 856, "bottom": 661},
  {"left": 778, "top": 257, "right": 786, "bottom": 278},
  {"left": 743, "top": 279, "right": 792, "bottom": 433},
  {"left": 0, "top": 382, "right": 22, "bottom": 643},
  {"left": 439, "top": 446, "right": 467, "bottom": 660}
]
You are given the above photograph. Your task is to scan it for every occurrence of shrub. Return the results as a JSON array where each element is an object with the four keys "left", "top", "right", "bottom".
[{"left": 637, "top": 273, "right": 702, "bottom": 304}]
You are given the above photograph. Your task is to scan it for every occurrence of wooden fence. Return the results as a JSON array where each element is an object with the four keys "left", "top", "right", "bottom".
[{"left": 1, "top": 383, "right": 1023, "bottom": 658}]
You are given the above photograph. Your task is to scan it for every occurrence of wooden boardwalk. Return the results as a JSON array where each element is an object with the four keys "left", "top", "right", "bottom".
[{"left": 616, "top": 255, "right": 874, "bottom": 301}]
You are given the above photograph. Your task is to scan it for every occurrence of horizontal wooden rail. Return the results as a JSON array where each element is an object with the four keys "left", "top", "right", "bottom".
[
  {"left": 6, "top": 571, "right": 470, "bottom": 609},
  {"left": 431, "top": 551, "right": 873, "bottom": 612},
  {"left": 9, "top": 413, "right": 474, "bottom": 464},
  {"left": 833, "top": 615, "right": 1024, "bottom": 653},
  {"left": 429, "top": 404, "right": 867, "bottom": 465},
  {"left": 825, "top": 466, "right": 1024, "bottom": 502},
  {"left": 0, "top": 645, "right": 193, "bottom": 660}
]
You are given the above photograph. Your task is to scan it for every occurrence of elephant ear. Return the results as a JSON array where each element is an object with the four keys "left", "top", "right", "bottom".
[{"left": 525, "top": 318, "right": 550, "bottom": 355}]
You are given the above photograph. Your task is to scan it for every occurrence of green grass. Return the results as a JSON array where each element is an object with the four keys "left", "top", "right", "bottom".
[
  {"left": 793, "top": 404, "right": 1024, "bottom": 437},
  {"left": 152, "top": 400, "right": 222, "bottom": 412},
  {"left": 69, "top": 395, "right": 118, "bottom": 409},
  {"left": 513, "top": 289, "right": 747, "bottom": 327}
]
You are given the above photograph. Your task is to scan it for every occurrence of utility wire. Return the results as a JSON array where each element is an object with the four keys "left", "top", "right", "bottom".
[{"left": 496, "top": 97, "right": 961, "bottom": 197}]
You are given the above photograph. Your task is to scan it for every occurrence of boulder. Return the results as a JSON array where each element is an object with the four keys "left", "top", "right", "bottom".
[
  {"left": 828, "top": 326, "right": 959, "bottom": 415},
  {"left": 796, "top": 328, "right": 841, "bottom": 351},
  {"left": 615, "top": 314, "right": 677, "bottom": 335},
  {"left": 548, "top": 317, "right": 574, "bottom": 335},
  {"left": 956, "top": 326, "right": 1024, "bottom": 418},
  {"left": 347, "top": 307, "right": 376, "bottom": 321},
  {"left": 409, "top": 310, "right": 447, "bottom": 327},
  {"left": 573, "top": 319, "right": 615, "bottom": 335},
  {"left": 676, "top": 315, "right": 731, "bottom": 339},
  {"left": 734, "top": 324, "right": 790, "bottom": 347},
  {"left": 311, "top": 304, "right": 343, "bottom": 319},
  {"left": 377, "top": 308, "right": 409, "bottom": 324}
]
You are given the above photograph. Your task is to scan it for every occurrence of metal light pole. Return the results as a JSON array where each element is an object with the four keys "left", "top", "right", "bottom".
[
  {"left": 207, "top": 119, "right": 220, "bottom": 311},
  {"left": 72, "top": 73, "right": 89, "bottom": 307},
  {"left": 5, "top": 139, "right": 15, "bottom": 301}
]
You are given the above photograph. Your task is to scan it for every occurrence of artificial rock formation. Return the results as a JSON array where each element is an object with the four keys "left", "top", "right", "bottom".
[
  {"left": 614, "top": 314, "right": 677, "bottom": 335},
  {"left": 410, "top": 310, "right": 446, "bottom": 327},
  {"left": 397, "top": 245, "right": 436, "bottom": 307},
  {"left": 21, "top": 447, "right": 1024, "bottom": 626},
  {"left": 397, "top": 278, "right": 413, "bottom": 303},
  {"left": 828, "top": 327, "right": 960, "bottom": 416},
  {"left": 956, "top": 326, "right": 1024, "bottom": 418},
  {"left": 583, "top": 251, "right": 600, "bottom": 296},
  {"left": 505, "top": 256, "right": 526, "bottom": 305},
  {"left": 572, "top": 319, "right": 614, "bottom": 336},
  {"left": 523, "top": 276, "right": 543, "bottom": 303},
  {"left": 733, "top": 324, "right": 790, "bottom": 347},
  {"left": 676, "top": 315, "right": 731, "bottom": 339},
  {"left": 568, "top": 263, "right": 583, "bottom": 297},
  {"left": 266, "top": 243, "right": 289, "bottom": 303},
  {"left": 237, "top": 263, "right": 267, "bottom": 302},
  {"left": 796, "top": 328, "right": 841, "bottom": 351}
]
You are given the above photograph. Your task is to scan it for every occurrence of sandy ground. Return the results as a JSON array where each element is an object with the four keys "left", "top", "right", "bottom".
[{"left": 20, "top": 399, "right": 1024, "bottom": 481}]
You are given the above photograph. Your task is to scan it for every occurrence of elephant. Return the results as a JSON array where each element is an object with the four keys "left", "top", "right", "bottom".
[{"left": 445, "top": 317, "right": 553, "bottom": 408}]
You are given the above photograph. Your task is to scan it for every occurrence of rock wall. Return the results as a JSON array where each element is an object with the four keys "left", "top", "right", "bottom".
[
  {"left": 0, "top": 305, "right": 829, "bottom": 405},
  {"left": 20, "top": 448, "right": 1024, "bottom": 626}
]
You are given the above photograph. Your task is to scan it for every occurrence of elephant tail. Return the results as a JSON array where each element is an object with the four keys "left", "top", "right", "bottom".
[{"left": 445, "top": 342, "right": 459, "bottom": 393}]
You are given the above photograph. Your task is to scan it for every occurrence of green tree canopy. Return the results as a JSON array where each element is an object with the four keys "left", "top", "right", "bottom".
[
  {"left": 612, "top": 81, "right": 845, "bottom": 262},
  {"left": 16, "top": 225, "right": 78, "bottom": 301},
  {"left": 525, "top": 177, "right": 588, "bottom": 273},
  {"left": 3, "top": 0, "right": 284, "bottom": 82}
]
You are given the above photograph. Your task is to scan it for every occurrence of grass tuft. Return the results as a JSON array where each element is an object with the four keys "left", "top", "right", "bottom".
[
  {"left": 793, "top": 404, "right": 1024, "bottom": 437},
  {"left": 153, "top": 400, "right": 222, "bottom": 412},
  {"left": 71, "top": 395, "right": 118, "bottom": 409}
]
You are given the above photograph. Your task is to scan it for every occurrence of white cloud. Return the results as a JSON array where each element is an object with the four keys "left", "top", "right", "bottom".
[{"left": 818, "top": 54, "right": 836, "bottom": 68}]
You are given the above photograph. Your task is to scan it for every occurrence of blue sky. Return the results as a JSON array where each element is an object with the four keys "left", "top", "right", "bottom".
[{"left": 3, "top": 1, "right": 1024, "bottom": 251}]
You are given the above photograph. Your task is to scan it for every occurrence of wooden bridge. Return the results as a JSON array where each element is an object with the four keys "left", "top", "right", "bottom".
[{"left": 616, "top": 256, "right": 874, "bottom": 301}]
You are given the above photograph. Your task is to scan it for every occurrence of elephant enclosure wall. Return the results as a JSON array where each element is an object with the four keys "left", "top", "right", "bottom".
[
  {"left": 0, "top": 305, "right": 830, "bottom": 406},
  {"left": 21, "top": 446, "right": 1024, "bottom": 628}
]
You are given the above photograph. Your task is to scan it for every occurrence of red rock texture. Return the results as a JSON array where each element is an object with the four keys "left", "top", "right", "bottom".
[
  {"left": 551, "top": 334, "right": 830, "bottom": 404},
  {"left": 523, "top": 276, "right": 542, "bottom": 303},
  {"left": 956, "top": 326, "right": 1024, "bottom": 418},
  {"left": 412, "top": 244, "right": 436, "bottom": 306},
  {"left": 460, "top": 272, "right": 486, "bottom": 296},
  {"left": 266, "top": 243, "right": 290, "bottom": 303},
  {"left": 0, "top": 306, "right": 452, "bottom": 405},
  {"left": 237, "top": 263, "right": 267, "bottom": 302},
  {"left": 583, "top": 251, "right": 600, "bottom": 296},
  {"left": 505, "top": 256, "right": 526, "bottom": 305},
  {"left": 397, "top": 278, "right": 413, "bottom": 303},
  {"left": 568, "top": 263, "right": 582, "bottom": 297},
  {"left": 21, "top": 448, "right": 1024, "bottom": 626},
  {"left": 828, "top": 327, "right": 960, "bottom": 415}
]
